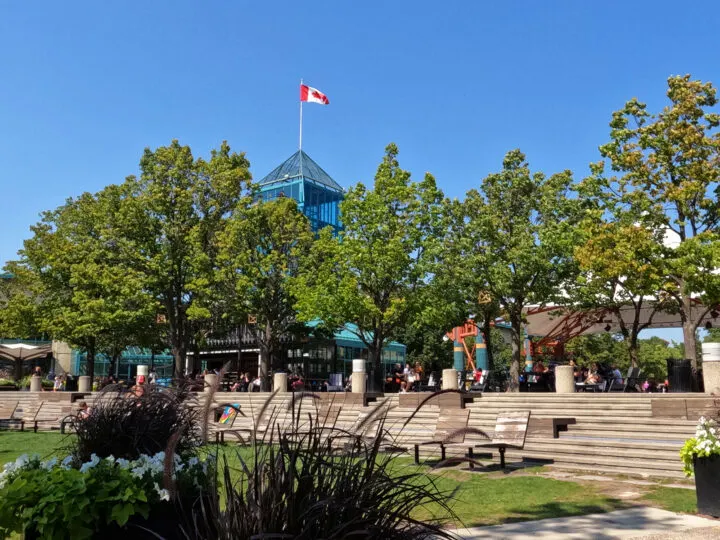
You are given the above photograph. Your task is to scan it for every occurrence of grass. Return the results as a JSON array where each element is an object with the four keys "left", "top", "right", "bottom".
[
  {"left": 0, "top": 432, "right": 691, "bottom": 529},
  {"left": 641, "top": 486, "right": 697, "bottom": 514},
  {"left": 414, "top": 470, "right": 626, "bottom": 527},
  {"left": 0, "top": 431, "right": 71, "bottom": 465}
]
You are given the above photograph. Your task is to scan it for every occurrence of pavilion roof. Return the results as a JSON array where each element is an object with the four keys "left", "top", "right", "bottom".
[{"left": 258, "top": 150, "right": 344, "bottom": 193}]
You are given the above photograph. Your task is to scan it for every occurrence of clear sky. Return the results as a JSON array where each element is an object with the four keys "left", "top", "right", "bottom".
[{"left": 2, "top": 1, "right": 719, "bottom": 341}]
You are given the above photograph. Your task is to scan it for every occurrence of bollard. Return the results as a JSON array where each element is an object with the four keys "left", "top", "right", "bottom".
[
  {"left": 30, "top": 375, "right": 43, "bottom": 392},
  {"left": 442, "top": 368, "right": 458, "bottom": 390},
  {"left": 136, "top": 365, "right": 149, "bottom": 378},
  {"left": 352, "top": 359, "right": 367, "bottom": 394},
  {"left": 273, "top": 372, "right": 289, "bottom": 393},
  {"left": 702, "top": 343, "right": 720, "bottom": 394},
  {"left": 554, "top": 365, "right": 575, "bottom": 393},
  {"left": 204, "top": 373, "right": 218, "bottom": 392},
  {"left": 78, "top": 376, "right": 91, "bottom": 393}
]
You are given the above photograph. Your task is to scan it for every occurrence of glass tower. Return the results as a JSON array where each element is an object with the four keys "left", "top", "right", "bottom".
[{"left": 257, "top": 150, "right": 343, "bottom": 234}]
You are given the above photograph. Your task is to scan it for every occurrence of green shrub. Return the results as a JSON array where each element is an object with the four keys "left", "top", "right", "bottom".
[
  {"left": 0, "top": 379, "right": 16, "bottom": 387},
  {"left": 0, "top": 452, "right": 213, "bottom": 539}
]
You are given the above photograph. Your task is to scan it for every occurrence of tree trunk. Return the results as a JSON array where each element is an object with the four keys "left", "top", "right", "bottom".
[
  {"left": 258, "top": 322, "right": 272, "bottom": 391},
  {"left": 172, "top": 344, "right": 186, "bottom": 379},
  {"left": 14, "top": 359, "right": 23, "bottom": 382},
  {"left": 627, "top": 332, "right": 639, "bottom": 369},
  {"left": 86, "top": 338, "right": 96, "bottom": 382},
  {"left": 508, "top": 312, "right": 521, "bottom": 393},
  {"left": 680, "top": 291, "right": 699, "bottom": 389},
  {"left": 368, "top": 335, "right": 384, "bottom": 393},
  {"left": 483, "top": 317, "right": 494, "bottom": 371}
]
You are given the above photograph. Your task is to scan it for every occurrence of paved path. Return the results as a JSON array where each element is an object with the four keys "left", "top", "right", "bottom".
[{"left": 453, "top": 507, "right": 720, "bottom": 539}]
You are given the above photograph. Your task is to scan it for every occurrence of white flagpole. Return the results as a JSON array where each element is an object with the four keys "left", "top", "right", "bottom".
[{"left": 299, "top": 78, "right": 303, "bottom": 151}]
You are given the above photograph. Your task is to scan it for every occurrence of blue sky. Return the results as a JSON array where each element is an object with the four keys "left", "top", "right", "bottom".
[{"left": 2, "top": 1, "right": 719, "bottom": 342}]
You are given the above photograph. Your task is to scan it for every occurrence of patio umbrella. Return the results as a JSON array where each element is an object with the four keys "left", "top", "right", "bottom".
[{"left": 0, "top": 342, "right": 52, "bottom": 380}]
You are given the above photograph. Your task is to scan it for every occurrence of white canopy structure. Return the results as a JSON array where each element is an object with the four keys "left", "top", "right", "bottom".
[{"left": 523, "top": 301, "right": 719, "bottom": 343}]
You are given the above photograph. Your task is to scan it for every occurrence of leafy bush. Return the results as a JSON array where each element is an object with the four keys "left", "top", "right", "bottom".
[
  {"left": 0, "top": 379, "right": 17, "bottom": 387},
  {"left": 681, "top": 416, "right": 720, "bottom": 476},
  {"left": 0, "top": 452, "right": 213, "bottom": 539}
]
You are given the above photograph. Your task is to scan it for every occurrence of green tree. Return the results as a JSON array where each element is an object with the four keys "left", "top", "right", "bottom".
[
  {"left": 595, "top": 75, "right": 720, "bottom": 377},
  {"left": 118, "top": 141, "right": 252, "bottom": 376},
  {"left": 0, "top": 263, "right": 44, "bottom": 342},
  {"left": 572, "top": 179, "right": 670, "bottom": 368},
  {"left": 461, "top": 150, "right": 578, "bottom": 391},
  {"left": 18, "top": 187, "right": 156, "bottom": 380},
  {"left": 215, "top": 197, "right": 314, "bottom": 390},
  {"left": 294, "top": 144, "right": 446, "bottom": 391},
  {"left": 704, "top": 328, "right": 720, "bottom": 342}
]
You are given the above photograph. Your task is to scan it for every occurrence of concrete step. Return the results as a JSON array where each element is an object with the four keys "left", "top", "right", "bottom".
[{"left": 521, "top": 440, "right": 681, "bottom": 461}]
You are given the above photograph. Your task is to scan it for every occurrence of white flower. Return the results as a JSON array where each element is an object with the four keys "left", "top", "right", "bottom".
[
  {"left": 153, "top": 482, "right": 170, "bottom": 501},
  {"left": 116, "top": 458, "right": 129, "bottom": 469},
  {"left": 41, "top": 457, "right": 58, "bottom": 471},
  {"left": 188, "top": 457, "right": 199, "bottom": 467},
  {"left": 79, "top": 454, "right": 101, "bottom": 473},
  {"left": 61, "top": 455, "right": 74, "bottom": 469}
]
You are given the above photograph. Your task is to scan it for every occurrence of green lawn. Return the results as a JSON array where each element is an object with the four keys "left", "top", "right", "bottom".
[
  {"left": 414, "top": 469, "right": 627, "bottom": 527},
  {"left": 0, "top": 431, "right": 71, "bottom": 465},
  {"left": 642, "top": 486, "right": 697, "bottom": 514},
  {"left": 0, "top": 432, "right": 696, "bottom": 529}
]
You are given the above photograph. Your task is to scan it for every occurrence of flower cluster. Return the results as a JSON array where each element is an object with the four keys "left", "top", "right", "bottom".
[
  {"left": 680, "top": 416, "right": 720, "bottom": 476},
  {"left": 0, "top": 451, "right": 213, "bottom": 496}
]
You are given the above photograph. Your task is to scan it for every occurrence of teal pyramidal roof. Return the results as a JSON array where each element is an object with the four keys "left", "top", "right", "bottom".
[{"left": 258, "top": 150, "right": 344, "bottom": 193}]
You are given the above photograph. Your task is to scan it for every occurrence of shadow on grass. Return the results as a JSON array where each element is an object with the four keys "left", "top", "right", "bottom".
[{"left": 499, "top": 499, "right": 630, "bottom": 525}]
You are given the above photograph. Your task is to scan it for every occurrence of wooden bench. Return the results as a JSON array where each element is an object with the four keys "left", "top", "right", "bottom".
[
  {"left": 413, "top": 408, "right": 471, "bottom": 464},
  {"left": 528, "top": 417, "right": 575, "bottom": 439},
  {"left": 469, "top": 411, "right": 531, "bottom": 469},
  {"left": 34, "top": 401, "right": 74, "bottom": 432},
  {"left": 0, "top": 401, "right": 24, "bottom": 431}
]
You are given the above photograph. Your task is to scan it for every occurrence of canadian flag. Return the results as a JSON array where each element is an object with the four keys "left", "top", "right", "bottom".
[{"left": 300, "top": 84, "right": 330, "bottom": 105}]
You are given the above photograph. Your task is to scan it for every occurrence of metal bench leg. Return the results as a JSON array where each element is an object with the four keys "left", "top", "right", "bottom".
[
  {"left": 499, "top": 447, "right": 506, "bottom": 469},
  {"left": 468, "top": 447, "right": 474, "bottom": 470},
  {"left": 441, "top": 444, "right": 446, "bottom": 462},
  {"left": 414, "top": 444, "right": 420, "bottom": 464}
]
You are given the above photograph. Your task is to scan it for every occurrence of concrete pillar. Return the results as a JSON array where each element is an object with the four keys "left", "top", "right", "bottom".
[
  {"left": 204, "top": 373, "right": 218, "bottom": 392},
  {"left": 442, "top": 368, "right": 458, "bottom": 390},
  {"left": 273, "top": 372, "right": 289, "bottom": 393},
  {"left": 30, "top": 375, "right": 43, "bottom": 392},
  {"left": 352, "top": 359, "right": 366, "bottom": 394},
  {"left": 702, "top": 343, "right": 720, "bottom": 394},
  {"left": 555, "top": 365, "right": 575, "bottom": 393},
  {"left": 453, "top": 328, "right": 465, "bottom": 371},
  {"left": 137, "top": 365, "right": 149, "bottom": 377},
  {"left": 78, "top": 376, "right": 91, "bottom": 393}
]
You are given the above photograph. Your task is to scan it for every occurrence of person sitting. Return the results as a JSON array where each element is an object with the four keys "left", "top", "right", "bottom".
[
  {"left": 569, "top": 360, "right": 581, "bottom": 382},
  {"left": 610, "top": 364, "right": 623, "bottom": 386},
  {"left": 129, "top": 375, "right": 147, "bottom": 398},
  {"left": 533, "top": 360, "right": 548, "bottom": 374},
  {"left": 77, "top": 401, "right": 92, "bottom": 419},
  {"left": 585, "top": 363, "right": 603, "bottom": 385}
]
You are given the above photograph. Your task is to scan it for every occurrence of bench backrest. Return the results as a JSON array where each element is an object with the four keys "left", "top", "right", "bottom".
[
  {"left": 0, "top": 401, "right": 18, "bottom": 420},
  {"left": 491, "top": 411, "right": 530, "bottom": 447},
  {"left": 435, "top": 408, "right": 470, "bottom": 443},
  {"left": 20, "top": 400, "right": 44, "bottom": 422},
  {"left": 36, "top": 401, "right": 73, "bottom": 422}
]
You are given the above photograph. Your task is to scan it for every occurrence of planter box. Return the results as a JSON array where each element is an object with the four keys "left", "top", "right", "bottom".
[
  {"left": 0, "top": 385, "right": 18, "bottom": 391},
  {"left": 694, "top": 456, "right": 720, "bottom": 517}
]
